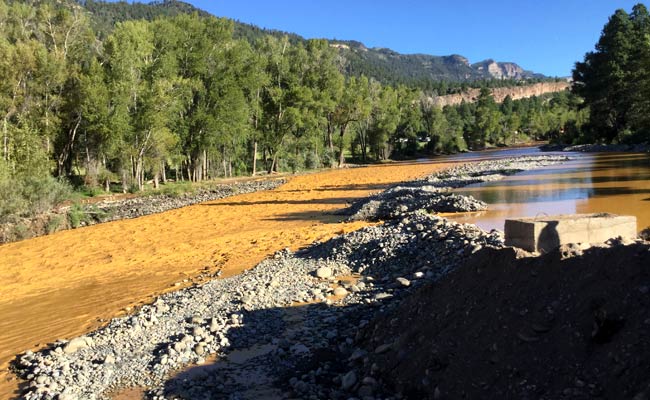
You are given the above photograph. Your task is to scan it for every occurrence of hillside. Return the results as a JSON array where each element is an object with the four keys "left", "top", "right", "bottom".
[
  {"left": 332, "top": 40, "right": 545, "bottom": 86},
  {"left": 78, "top": 0, "right": 551, "bottom": 88}
]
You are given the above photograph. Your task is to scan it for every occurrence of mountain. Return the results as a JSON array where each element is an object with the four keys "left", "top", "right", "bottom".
[
  {"left": 330, "top": 40, "right": 545, "bottom": 86},
  {"left": 78, "top": 0, "right": 549, "bottom": 86},
  {"left": 471, "top": 59, "right": 544, "bottom": 80}
]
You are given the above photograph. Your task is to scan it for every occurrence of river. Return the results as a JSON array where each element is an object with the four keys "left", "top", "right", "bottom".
[{"left": 444, "top": 149, "right": 650, "bottom": 233}]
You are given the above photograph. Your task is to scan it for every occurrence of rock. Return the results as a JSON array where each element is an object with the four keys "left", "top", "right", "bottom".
[
  {"left": 341, "top": 370, "right": 357, "bottom": 390},
  {"left": 103, "top": 354, "right": 116, "bottom": 365},
  {"left": 358, "top": 385, "right": 374, "bottom": 397},
  {"left": 333, "top": 287, "right": 348, "bottom": 296},
  {"left": 374, "top": 293, "right": 393, "bottom": 301},
  {"left": 290, "top": 343, "right": 310, "bottom": 355},
  {"left": 396, "top": 277, "right": 411, "bottom": 287},
  {"left": 63, "top": 337, "right": 91, "bottom": 354},
  {"left": 209, "top": 318, "right": 221, "bottom": 332},
  {"left": 374, "top": 343, "right": 392, "bottom": 354},
  {"left": 316, "top": 267, "right": 333, "bottom": 279},
  {"left": 194, "top": 344, "right": 206, "bottom": 356}
]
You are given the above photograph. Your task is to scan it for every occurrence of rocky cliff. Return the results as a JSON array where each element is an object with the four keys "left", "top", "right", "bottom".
[
  {"left": 472, "top": 59, "right": 534, "bottom": 79},
  {"left": 429, "top": 81, "right": 571, "bottom": 107}
]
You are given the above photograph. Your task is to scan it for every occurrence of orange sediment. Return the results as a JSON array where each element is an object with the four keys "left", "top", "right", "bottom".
[{"left": 0, "top": 160, "right": 455, "bottom": 399}]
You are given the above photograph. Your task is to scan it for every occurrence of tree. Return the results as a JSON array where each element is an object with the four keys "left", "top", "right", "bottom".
[
  {"left": 469, "top": 88, "right": 500, "bottom": 148},
  {"left": 572, "top": 5, "right": 650, "bottom": 143}
]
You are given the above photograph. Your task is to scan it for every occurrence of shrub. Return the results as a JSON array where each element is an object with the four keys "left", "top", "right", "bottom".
[
  {"left": 46, "top": 215, "right": 66, "bottom": 234},
  {"left": 68, "top": 203, "right": 88, "bottom": 228},
  {"left": 0, "top": 161, "right": 72, "bottom": 222},
  {"left": 11, "top": 223, "right": 31, "bottom": 241}
]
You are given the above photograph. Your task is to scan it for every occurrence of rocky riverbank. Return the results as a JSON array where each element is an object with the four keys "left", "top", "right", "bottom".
[
  {"left": 12, "top": 155, "right": 572, "bottom": 400},
  {"left": 343, "top": 155, "right": 570, "bottom": 221},
  {"left": 0, "top": 178, "right": 285, "bottom": 244},
  {"left": 541, "top": 143, "right": 650, "bottom": 153}
]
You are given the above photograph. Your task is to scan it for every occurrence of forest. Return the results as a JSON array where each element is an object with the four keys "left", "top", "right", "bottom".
[{"left": 0, "top": 0, "right": 594, "bottom": 223}]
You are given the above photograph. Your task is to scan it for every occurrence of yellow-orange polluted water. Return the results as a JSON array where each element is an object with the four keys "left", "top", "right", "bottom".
[{"left": 447, "top": 152, "right": 650, "bottom": 232}]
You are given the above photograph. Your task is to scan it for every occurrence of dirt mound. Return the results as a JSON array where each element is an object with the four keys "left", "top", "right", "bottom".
[{"left": 357, "top": 242, "right": 650, "bottom": 399}]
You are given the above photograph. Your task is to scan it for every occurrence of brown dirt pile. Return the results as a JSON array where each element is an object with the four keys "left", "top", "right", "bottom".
[
  {"left": 359, "top": 243, "right": 650, "bottom": 399},
  {"left": 0, "top": 160, "right": 455, "bottom": 399}
]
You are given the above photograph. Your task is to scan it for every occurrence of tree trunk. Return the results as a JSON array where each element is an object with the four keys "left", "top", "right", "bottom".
[
  {"left": 121, "top": 169, "right": 128, "bottom": 193},
  {"left": 252, "top": 140, "right": 258, "bottom": 176},
  {"left": 327, "top": 117, "right": 335, "bottom": 168},
  {"left": 104, "top": 178, "right": 110, "bottom": 193},
  {"left": 161, "top": 161, "right": 167, "bottom": 183},
  {"left": 3, "top": 117, "right": 8, "bottom": 161},
  {"left": 153, "top": 172, "right": 159, "bottom": 189},
  {"left": 338, "top": 124, "right": 348, "bottom": 167},
  {"left": 203, "top": 149, "right": 208, "bottom": 181},
  {"left": 269, "top": 151, "right": 278, "bottom": 174},
  {"left": 57, "top": 116, "right": 81, "bottom": 177},
  {"left": 134, "top": 156, "right": 144, "bottom": 191},
  {"left": 222, "top": 146, "right": 227, "bottom": 178}
]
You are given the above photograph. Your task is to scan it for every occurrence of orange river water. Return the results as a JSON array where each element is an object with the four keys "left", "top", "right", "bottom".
[
  {"left": 446, "top": 151, "right": 650, "bottom": 232},
  {"left": 2, "top": 148, "right": 649, "bottom": 398}
]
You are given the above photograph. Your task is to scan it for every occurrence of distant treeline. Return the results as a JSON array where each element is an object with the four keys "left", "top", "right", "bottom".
[{"left": 0, "top": 0, "right": 579, "bottom": 223}]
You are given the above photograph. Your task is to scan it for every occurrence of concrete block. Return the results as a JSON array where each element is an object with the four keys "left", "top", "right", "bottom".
[{"left": 505, "top": 213, "right": 637, "bottom": 253}]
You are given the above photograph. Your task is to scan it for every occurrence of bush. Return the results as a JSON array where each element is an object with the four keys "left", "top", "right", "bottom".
[
  {"left": 68, "top": 203, "right": 89, "bottom": 228},
  {"left": 46, "top": 215, "right": 66, "bottom": 234},
  {"left": 11, "top": 223, "right": 31, "bottom": 241},
  {"left": 0, "top": 161, "right": 72, "bottom": 222}
]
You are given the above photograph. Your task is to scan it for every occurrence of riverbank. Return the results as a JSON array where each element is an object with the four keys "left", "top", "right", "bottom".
[
  {"left": 11, "top": 155, "right": 574, "bottom": 399},
  {"left": 541, "top": 143, "right": 650, "bottom": 152},
  {"left": 0, "top": 178, "right": 286, "bottom": 245}
]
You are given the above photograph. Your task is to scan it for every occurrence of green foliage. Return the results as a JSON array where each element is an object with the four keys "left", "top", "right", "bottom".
[
  {"left": 68, "top": 203, "right": 83, "bottom": 228},
  {"left": 0, "top": 0, "right": 578, "bottom": 225},
  {"left": 46, "top": 214, "right": 66, "bottom": 234},
  {"left": 0, "top": 160, "right": 71, "bottom": 222},
  {"left": 63, "top": 202, "right": 109, "bottom": 228},
  {"left": 10, "top": 223, "right": 31, "bottom": 241},
  {"left": 573, "top": 3, "right": 650, "bottom": 144}
]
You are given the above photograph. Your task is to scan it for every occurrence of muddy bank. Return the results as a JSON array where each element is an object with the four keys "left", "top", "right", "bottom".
[
  {"left": 0, "top": 178, "right": 285, "bottom": 244},
  {"left": 356, "top": 241, "right": 650, "bottom": 399}
]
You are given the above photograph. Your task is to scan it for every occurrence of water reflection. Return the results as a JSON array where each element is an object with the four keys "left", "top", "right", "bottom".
[{"left": 445, "top": 151, "right": 650, "bottom": 232}]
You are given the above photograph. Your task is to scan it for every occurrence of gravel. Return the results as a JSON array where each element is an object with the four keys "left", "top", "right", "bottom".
[
  {"left": 12, "top": 155, "right": 572, "bottom": 400},
  {"left": 80, "top": 179, "right": 287, "bottom": 225},
  {"left": 343, "top": 155, "right": 571, "bottom": 221}
]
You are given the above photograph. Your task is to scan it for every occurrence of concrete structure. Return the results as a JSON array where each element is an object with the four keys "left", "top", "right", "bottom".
[{"left": 505, "top": 213, "right": 637, "bottom": 253}]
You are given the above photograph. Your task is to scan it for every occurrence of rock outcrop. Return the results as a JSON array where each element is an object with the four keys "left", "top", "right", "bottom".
[
  {"left": 472, "top": 59, "right": 531, "bottom": 79},
  {"left": 429, "top": 81, "right": 571, "bottom": 108}
]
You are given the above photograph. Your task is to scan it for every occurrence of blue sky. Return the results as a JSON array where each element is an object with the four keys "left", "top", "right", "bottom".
[{"left": 136, "top": 1, "right": 642, "bottom": 77}]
